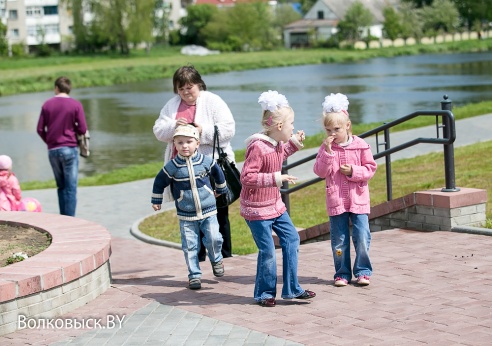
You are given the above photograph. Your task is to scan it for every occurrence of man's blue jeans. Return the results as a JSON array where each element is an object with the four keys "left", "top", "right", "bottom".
[
  {"left": 246, "top": 212, "right": 304, "bottom": 302},
  {"left": 329, "top": 212, "right": 372, "bottom": 282},
  {"left": 48, "top": 147, "right": 79, "bottom": 217},
  {"left": 180, "top": 215, "right": 223, "bottom": 280}
]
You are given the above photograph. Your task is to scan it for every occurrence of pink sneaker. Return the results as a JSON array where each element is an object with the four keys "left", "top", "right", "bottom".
[
  {"left": 357, "top": 275, "right": 370, "bottom": 286},
  {"left": 334, "top": 277, "right": 348, "bottom": 287}
]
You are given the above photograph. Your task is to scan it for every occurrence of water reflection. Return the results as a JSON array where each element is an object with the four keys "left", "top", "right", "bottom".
[{"left": 1, "top": 51, "right": 492, "bottom": 183}]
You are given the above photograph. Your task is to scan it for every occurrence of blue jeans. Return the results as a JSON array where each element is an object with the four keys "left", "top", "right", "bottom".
[
  {"left": 180, "top": 215, "right": 223, "bottom": 280},
  {"left": 329, "top": 213, "right": 372, "bottom": 282},
  {"left": 246, "top": 212, "right": 304, "bottom": 302},
  {"left": 48, "top": 147, "right": 79, "bottom": 217}
]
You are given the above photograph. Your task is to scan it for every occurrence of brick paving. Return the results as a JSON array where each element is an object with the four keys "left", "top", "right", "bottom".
[{"left": 2, "top": 229, "right": 492, "bottom": 345}]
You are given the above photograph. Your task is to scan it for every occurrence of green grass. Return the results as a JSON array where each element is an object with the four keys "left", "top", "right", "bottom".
[{"left": 140, "top": 140, "right": 492, "bottom": 255}]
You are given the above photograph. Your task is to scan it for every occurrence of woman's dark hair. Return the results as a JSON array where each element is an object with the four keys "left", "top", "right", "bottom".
[
  {"left": 173, "top": 65, "right": 207, "bottom": 93},
  {"left": 54, "top": 76, "right": 72, "bottom": 94}
]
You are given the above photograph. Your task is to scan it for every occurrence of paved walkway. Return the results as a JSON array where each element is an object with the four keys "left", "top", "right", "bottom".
[{"left": 2, "top": 114, "right": 492, "bottom": 345}]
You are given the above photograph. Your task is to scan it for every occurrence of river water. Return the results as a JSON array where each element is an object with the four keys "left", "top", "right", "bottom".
[{"left": 1, "top": 51, "right": 491, "bottom": 182}]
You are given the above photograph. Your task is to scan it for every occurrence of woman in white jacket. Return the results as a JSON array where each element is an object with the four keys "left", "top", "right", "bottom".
[{"left": 153, "top": 65, "right": 236, "bottom": 260}]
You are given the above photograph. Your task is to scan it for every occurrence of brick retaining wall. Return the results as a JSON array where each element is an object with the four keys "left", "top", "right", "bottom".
[
  {"left": 0, "top": 212, "right": 112, "bottom": 335},
  {"left": 273, "top": 187, "right": 488, "bottom": 246}
]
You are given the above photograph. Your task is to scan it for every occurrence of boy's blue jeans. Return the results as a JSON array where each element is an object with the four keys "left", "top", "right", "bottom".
[
  {"left": 180, "top": 215, "right": 223, "bottom": 280},
  {"left": 329, "top": 212, "right": 372, "bottom": 282},
  {"left": 48, "top": 146, "right": 79, "bottom": 217},
  {"left": 246, "top": 212, "right": 304, "bottom": 302}
]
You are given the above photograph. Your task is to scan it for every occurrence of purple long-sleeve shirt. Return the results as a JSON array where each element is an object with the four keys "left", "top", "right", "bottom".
[{"left": 37, "top": 96, "right": 88, "bottom": 150}]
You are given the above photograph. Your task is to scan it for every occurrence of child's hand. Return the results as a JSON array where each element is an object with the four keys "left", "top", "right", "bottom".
[
  {"left": 281, "top": 174, "right": 298, "bottom": 184},
  {"left": 324, "top": 135, "right": 335, "bottom": 153},
  {"left": 296, "top": 130, "right": 305, "bottom": 143},
  {"left": 340, "top": 164, "right": 352, "bottom": 176},
  {"left": 152, "top": 204, "right": 161, "bottom": 211},
  {"left": 214, "top": 191, "right": 222, "bottom": 198}
]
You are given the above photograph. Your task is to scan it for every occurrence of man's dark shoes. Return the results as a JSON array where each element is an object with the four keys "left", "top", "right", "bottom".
[
  {"left": 259, "top": 298, "right": 276, "bottom": 307},
  {"left": 295, "top": 290, "right": 316, "bottom": 299}
]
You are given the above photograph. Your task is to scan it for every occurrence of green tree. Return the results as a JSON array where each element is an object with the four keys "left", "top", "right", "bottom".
[
  {"left": 336, "top": 1, "right": 374, "bottom": 44},
  {"left": 382, "top": 6, "right": 402, "bottom": 40},
  {"left": 420, "top": 0, "right": 459, "bottom": 38},
  {"left": 179, "top": 4, "right": 218, "bottom": 45},
  {"left": 451, "top": 0, "right": 492, "bottom": 30},
  {"left": 127, "top": 0, "right": 156, "bottom": 51},
  {"left": 0, "top": 21, "right": 7, "bottom": 56},
  {"left": 403, "top": 0, "right": 492, "bottom": 31},
  {"left": 273, "top": 3, "right": 302, "bottom": 31},
  {"left": 401, "top": 0, "right": 432, "bottom": 7},
  {"left": 203, "top": 2, "right": 279, "bottom": 52},
  {"left": 298, "top": 0, "right": 316, "bottom": 15},
  {"left": 202, "top": 11, "right": 230, "bottom": 50},
  {"left": 399, "top": 2, "right": 423, "bottom": 43},
  {"left": 62, "top": 0, "right": 157, "bottom": 54}
]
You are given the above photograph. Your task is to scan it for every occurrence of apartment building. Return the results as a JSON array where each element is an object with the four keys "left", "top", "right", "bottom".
[
  {"left": 1, "top": 0, "right": 73, "bottom": 52},
  {"left": 1, "top": 0, "right": 183, "bottom": 53}
]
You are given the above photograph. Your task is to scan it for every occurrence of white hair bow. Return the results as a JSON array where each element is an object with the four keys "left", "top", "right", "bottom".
[
  {"left": 258, "top": 90, "right": 289, "bottom": 112},
  {"left": 322, "top": 93, "right": 349, "bottom": 113}
]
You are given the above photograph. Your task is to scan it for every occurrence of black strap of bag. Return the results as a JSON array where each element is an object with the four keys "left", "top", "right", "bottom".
[{"left": 211, "top": 125, "right": 242, "bottom": 208}]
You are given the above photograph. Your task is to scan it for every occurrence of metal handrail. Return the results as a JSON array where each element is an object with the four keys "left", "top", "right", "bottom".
[{"left": 280, "top": 95, "right": 459, "bottom": 213}]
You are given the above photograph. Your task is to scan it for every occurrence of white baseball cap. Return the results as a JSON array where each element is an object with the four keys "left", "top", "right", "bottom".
[{"left": 173, "top": 124, "right": 199, "bottom": 140}]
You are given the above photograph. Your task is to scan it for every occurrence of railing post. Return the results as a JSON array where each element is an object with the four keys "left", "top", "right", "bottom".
[
  {"left": 384, "top": 127, "right": 392, "bottom": 201},
  {"left": 281, "top": 159, "right": 291, "bottom": 213},
  {"left": 440, "top": 95, "right": 460, "bottom": 192}
]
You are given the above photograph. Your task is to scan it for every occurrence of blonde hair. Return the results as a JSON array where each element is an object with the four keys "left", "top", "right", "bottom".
[
  {"left": 261, "top": 106, "right": 294, "bottom": 133},
  {"left": 322, "top": 111, "right": 352, "bottom": 136}
]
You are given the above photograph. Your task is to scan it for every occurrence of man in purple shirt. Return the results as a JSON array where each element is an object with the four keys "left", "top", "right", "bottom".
[{"left": 37, "top": 76, "right": 88, "bottom": 216}]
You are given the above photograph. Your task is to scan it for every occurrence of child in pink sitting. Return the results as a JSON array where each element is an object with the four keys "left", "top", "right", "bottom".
[{"left": 0, "top": 155, "right": 22, "bottom": 211}]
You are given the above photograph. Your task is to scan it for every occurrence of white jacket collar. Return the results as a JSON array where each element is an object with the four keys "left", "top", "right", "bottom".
[{"left": 245, "top": 132, "right": 278, "bottom": 146}]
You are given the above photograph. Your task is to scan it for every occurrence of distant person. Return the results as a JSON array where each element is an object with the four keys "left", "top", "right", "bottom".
[
  {"left": 0, "top": 155, "right": 22, "bottom": 211},
  {"left": 313, "top": 93, "right": 377, "bottom": 287},
  {"left": 36, "top": 76, "right": 88, "bottom": 217},
  {"left": 151, "top": 125, "right": 228, "bottom": 290},
  {"left": 240, "top": 90, "right": 316, "bottom": 307},
  {"left": 153, "top": 65, "right": 236, "bottom": 261}
]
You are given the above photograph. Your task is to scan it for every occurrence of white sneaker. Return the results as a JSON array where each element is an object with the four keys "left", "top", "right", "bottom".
[
  {"left": 356, "top": 275, "right": 370, "bottom": 286},
  {"left": 334, "top": 277, "right": 348, "bottom": 287}
]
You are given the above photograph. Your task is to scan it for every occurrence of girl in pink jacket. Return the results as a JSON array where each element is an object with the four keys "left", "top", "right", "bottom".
[
  {"left": 240, "top": 90, "right": 316, "bottom": 307},
  {"left": 0, "top": 155, "right": 22, "bottom": 211},
  {"left": 313, "top": 93, "right": 377, "bottom": 287}
]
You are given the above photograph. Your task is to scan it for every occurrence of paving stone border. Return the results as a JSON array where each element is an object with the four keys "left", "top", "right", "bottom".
[{"left": 0, "top": 212, "right": 112, "bottom": 336}]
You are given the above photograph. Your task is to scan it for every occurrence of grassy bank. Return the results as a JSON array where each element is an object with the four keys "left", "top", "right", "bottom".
[
  {"left": 1, "top": 39, "right": 492, "bottom": 97},
  {"left": 139, "top": 140, "right": 492, "bottom": 255}
]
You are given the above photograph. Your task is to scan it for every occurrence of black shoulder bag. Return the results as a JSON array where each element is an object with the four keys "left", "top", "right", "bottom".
[{"left": 211, "top": 125, "right": 242, "bottom": 208}]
